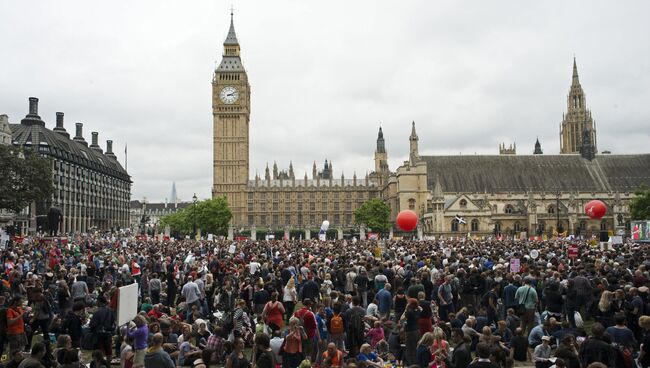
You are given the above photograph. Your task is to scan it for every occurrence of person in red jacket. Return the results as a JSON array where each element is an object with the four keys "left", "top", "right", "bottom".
[{"left": 293, "top": 298, "right": 320, "bottom": 362}]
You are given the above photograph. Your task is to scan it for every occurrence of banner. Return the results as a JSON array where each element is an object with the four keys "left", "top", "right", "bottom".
[{"left": 510, "top": 258, "right": 520, "bottom": 273}]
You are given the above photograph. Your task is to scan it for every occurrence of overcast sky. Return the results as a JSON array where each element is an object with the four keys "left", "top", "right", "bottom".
[{"left": 2, "top": 1, "right": 649, "bottom": 202}]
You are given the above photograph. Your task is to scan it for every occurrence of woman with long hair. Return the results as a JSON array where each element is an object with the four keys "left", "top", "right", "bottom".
[
  {"left": 416, "top": 332, "right": 435, "bottom": 368},
  {"left": 431, "top": 326, "right": 450, "bottom": 364},
  {"left": 596, "top": 290, "right": 615, "bottom": 327},
  {"left": 282, "top": 278, "right": 297, "bottom": 323}
]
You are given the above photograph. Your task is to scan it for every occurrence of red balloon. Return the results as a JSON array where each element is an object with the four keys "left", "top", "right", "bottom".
[
  {"left": 396, "top": 210, "right": 419, "bottom": 231},
  {"left": 584, "top": 200, "right": 607, "bottom": 219}
]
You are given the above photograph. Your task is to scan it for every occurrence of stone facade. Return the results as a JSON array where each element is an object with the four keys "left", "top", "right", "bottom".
[
  {"left": 7, "top": 98, "right": 131, "bottom": 234},
  {"left": 212, "top": 15, "right": 650, "bottom": 237}
]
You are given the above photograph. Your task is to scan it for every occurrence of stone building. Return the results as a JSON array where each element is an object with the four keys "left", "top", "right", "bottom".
[
  {"left": 212, "top": 14, "right": 380, "bottom": 235},
  {"left": 7, "top": 97, "right": 131, "bottom": 234},
  {"left": 212, "top": 14, "right": 650, "bottom": 238}
]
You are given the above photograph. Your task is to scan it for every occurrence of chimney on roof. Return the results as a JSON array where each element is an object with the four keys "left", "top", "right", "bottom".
[
  {"left": 53, "top": 112, "right": 70, "bottom": 137},
  {"left": 73, "top": 123, "right": 88, "bottom": 146},
  {"left": 90, "top": 131, "right": 103, "bottom": 153},
  {"left": 20, "top": 97, "right": 45, "bottom": 126},
  {"left": 105, "top": 140, "right": 117, "bottom": 159},
  {"left": 29, "top": 97, "right": 38, "bottom": 115}
]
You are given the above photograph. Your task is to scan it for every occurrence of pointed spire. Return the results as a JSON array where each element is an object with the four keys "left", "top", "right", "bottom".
[
  {"left": 410, "top": 121, "right": 418, "bottom": 140},
  {"left": 312, "top": 161, "right": 317, "bottom": 179},
  {"left": 265, "top": 163, "right": 270, "bottom": 181},
  {"left": 433, "top": 175, "right": 443, "bottom": 200},
  {"left": 224, "top": 9, "right": 239, "bottom": 46},
  {"left": 376, "top": 126, "right": 386, "bottom": 153},
  {"left": 288, "top": 161, "right": 294, "bottom": 179},
  {"left": 572, "top": 57, "right": 579, "bottom": 85},
  {"left": 534, "top": 137, "right": 543, "bottom": 154},
  {"left": 272, "top": 161, "right": 278, "bottom": 180}
]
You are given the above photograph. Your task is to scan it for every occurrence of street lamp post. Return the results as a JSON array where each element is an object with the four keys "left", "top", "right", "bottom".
[
  {"left": 556, "top": 191, "right": 563, "bottom": 234},
  {"left": 192, "top": 193, "right": 197, "bottom": 239}
]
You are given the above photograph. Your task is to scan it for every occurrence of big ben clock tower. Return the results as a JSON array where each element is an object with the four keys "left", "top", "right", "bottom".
[{"left": 212, "top": 12, "right": 250, "bottom": 225}]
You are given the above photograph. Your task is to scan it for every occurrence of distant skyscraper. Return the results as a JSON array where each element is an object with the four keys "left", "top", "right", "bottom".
[{"left": 170, "top": 181, "right": 178, "bottom": 203}]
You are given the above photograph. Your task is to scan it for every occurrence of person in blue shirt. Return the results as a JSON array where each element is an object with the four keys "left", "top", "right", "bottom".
[
  {"left": 375, "top": 283, "right": 392, "bottom": 319},
  {"left": 315, "top": 305, "right": 329, "bottom": 366},
  {"left": 358, "top": 343, "right": 384, "bottom": 367}
]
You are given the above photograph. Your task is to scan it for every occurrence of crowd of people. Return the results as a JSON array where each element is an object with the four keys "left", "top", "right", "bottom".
[{"left": 1, "top": 234, "right": 649, "bottom": 368}]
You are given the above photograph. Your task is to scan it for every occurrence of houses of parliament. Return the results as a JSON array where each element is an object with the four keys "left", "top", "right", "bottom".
[{"left": 212, "top": 14, "right": 650, "bottom": 238}]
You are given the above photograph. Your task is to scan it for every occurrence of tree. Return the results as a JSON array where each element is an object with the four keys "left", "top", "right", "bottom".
[
  {"left": 0, "top": 145, "right": 54, "bottom": 213},
  {"left": 630, "top": 186, "right": 650, "bottom": 220},
  {"left": 194, "top": 196, "right": 232, "bottom": 235},
  {"left": 159, "top": 196, "right": 232, "bottom": 236},
  {"left": 354, "top": 198, "right": 391, "bottom": 233}
]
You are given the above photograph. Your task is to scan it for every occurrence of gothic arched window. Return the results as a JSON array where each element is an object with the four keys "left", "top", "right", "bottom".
[
  {"left": 547, "top": 205, "right": 556, "bottom": 214},
  {"left": 504, "top": 205, "right": 514, "bottom": 214},
  {"left": 494, "top": 221, "right": 502, "bottom": 234},
  {"left": 471, "top": 219, "right": 479, "bottom": 232},
  {"left": 408, "top": 198, "right": 416, "bottom": 211},
  {"left": 451, "top": 219, "right": 459, "bottom": 232},
  {"left": 514, "top": 221, "right": 522, "bottom": 233}
]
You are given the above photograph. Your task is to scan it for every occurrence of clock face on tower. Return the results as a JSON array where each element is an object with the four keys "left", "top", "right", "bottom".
[{"left": 219, "top": 86, "right": 239, "bottom": 104}]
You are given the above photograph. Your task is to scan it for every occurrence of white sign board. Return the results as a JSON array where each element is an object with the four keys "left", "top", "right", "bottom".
[
  {"left": 228, "top": 243, "right": 236, "bottom": 254},
  {"left": 117, "top": 283, "right": 139, "bottom": 326}
]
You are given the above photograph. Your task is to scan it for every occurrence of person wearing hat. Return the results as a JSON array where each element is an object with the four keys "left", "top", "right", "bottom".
[{"left": 533, "top": 335, "right": 553, "bottom": 368}]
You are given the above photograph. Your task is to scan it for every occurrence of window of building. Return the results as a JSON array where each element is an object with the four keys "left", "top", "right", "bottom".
[
  {"left": 260, "top": 215, "right": 266, "bottom": 225},
  {"left": 247, "top": 192, "right": 253, "bottom": 200},
  {"left": 285, "top": 214, "right": 290, "bottom": 225},
  {"left": 273, "top": 192, "right": 278, "bottom": 200},
  {"left": 346, "top": 202, "right": 352, "bottom": 211},
  {"left": 345, "top": 214, "right": 351, "bottom": 225},
  {"left": 272, "top": 202, "right": 278, "bottom": 211},
  {"left": 504, "top": 205, "right": 514, "bottom": 214},
  {"left": 451, "top": 219, "right": 459, "bottom": 232},
  {"left": 459, "top": 199, "right": 467, "bottom": 209},
  {"left": 272, "top": 215, "right": 278, "bottom": 225},
  {"left": 471, "top": 219, "right": 479, "bottom": 232},
  {"left": 310, "top": 203, "right": 316, "bottom": 211},
  {"left": 297, "top": 214, "right": 303, "bottom": 226},
  {"left": 514, "top": 221, "right": 522, "bottom": 233},
  {"left": 334, "top": 214, "right": 340, "bottom": 225},
  {"left": 537, "top": 221, "right": 545, "bottom": 233},
  {"left": 285, "top": 202, "right": 290, "bottom": 211},
  {"left": 408, "top": 198, "right": 416, "bottom": 211},
  {"left": 297, "top": 202, "right": 302, "bottom": 211},
  {"left": 547, "top": 205, "right": 556, "bottom": 214},
  {"left": 334, "top": 202, "right": 339, "bottom": 211},
  {"left": 248, "top": 215, "right": 254, "bottom": 225},
  {"left": 494, "top": 221, "right": 502, "bottom": 234},
  {"left": 310, "top": 214, "right": 316, "bottom": 225},
  {"left": 247, "top": 203, "right": 253, "bottom": 211}
]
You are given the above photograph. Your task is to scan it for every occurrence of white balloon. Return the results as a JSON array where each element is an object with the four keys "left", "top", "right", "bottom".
[{"left": 321, "top": 220, "right": 330, "bottom": 231}]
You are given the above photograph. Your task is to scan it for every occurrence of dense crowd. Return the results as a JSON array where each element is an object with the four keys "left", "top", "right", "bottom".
[{"left": 1, "top": 234, "right": 650, "bottom": 368}]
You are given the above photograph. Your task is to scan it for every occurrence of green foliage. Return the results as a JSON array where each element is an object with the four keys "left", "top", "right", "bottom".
[
  {"left": 354, "top": 198, "right": 391, "bottom": 233},
  {"left": 630, "top": 186, "right": 650, "bottom": 220},
  {"left": 160, "top": 196, "right": 232, "bottom": 236},
  {"left": 0, "top": 145, "right": 54, "bottom": 213}
]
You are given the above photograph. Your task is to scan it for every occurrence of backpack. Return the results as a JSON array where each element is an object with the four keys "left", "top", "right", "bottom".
[{"left": 330, "top": 313, "right": 344, "bottom": 334}]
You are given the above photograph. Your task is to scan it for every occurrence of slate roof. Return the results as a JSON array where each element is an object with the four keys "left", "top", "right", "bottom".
[
  {"left": 10, "top": 123, "right": 130, "bottom": 181},
  {"left": 422, "top": 154, "right": 650, "bottom": 193}
]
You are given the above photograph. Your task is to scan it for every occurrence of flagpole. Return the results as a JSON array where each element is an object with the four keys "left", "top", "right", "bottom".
[{"left": 125, "top": 142, "right": 128, "bottom": 171}]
